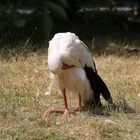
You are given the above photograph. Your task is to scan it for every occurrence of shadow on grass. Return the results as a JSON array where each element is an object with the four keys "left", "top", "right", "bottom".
[{"left": 91, "top": 100, "right": 135, "bottom": 116}]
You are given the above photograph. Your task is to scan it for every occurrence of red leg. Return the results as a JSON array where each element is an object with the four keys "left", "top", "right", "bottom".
[
  {"left": 62, "top": 89, "right": 69, "bottom": 117},
  {"left": 76, "top": 94, "right": 84, "bottom": 112},
  {"left": 43, "top": 88, "right": 70, "bottom": 118},
  {"left": 79, "top": 94, "right": 81, "bottom": 108}
]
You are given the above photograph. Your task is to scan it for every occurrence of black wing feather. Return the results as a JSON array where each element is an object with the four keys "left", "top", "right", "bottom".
[{"left": 84, "top": 65, "right": 113, "bottom": 106}]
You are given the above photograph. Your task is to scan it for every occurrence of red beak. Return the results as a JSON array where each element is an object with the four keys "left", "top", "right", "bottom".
[{"left": 62, "top": 63, "right": 75, "bottom": 70}]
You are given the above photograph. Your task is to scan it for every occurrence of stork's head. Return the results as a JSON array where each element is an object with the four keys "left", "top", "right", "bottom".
[
  {"left": 48, "top": 54, "right": 63, "bottom": 74},
  {"left": 48, "top": 32, "right": 79, "bottom": 74}
]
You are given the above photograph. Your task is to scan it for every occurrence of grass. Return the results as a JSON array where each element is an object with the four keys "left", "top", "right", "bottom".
[{"left": 0, "top": 44, "right": 140, "bottom": 140}]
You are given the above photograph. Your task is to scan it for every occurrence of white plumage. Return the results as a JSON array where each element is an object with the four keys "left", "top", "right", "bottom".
[
  {"left": 45, "top": 32, "right": 113, "bottom": 117},
  {"left": 48, "top": 32, "right": 95, "bottom": 71}
]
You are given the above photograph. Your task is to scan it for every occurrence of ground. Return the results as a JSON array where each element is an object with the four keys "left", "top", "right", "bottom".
[{"left": 0, "top": 46, "right": 140, "bottom": 140}]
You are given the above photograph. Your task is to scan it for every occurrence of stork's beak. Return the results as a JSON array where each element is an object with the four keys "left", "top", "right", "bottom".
[{"left": 62, "top": 63, "right": 75, "bottom": 70}]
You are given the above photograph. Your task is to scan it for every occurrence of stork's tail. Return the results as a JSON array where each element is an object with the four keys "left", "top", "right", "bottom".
[{"left": 84, "top": 65, "right": 113, "bottom": 107}]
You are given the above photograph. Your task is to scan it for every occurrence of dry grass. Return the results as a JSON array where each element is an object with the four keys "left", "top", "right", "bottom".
[{"left": 0, "top": 47, "right": 140, "bottom": 140}]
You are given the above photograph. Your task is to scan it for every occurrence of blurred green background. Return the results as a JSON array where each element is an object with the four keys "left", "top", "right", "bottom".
[{"left": 0, "top": 0, "right": 140, "bottom": 49}]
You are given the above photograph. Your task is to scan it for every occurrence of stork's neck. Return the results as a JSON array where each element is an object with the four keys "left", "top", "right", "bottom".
[{"left": 62, "top": 63, "right": 75, "bottom": 70}]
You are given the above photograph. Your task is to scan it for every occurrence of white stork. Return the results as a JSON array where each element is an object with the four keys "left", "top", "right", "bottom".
[{"left": 44, "top": 32, "right": 113, "bottom": 117}]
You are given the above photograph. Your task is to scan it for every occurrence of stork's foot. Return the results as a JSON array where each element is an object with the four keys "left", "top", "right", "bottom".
[
  {"left": 76, "top": 106, "right": 84, "bottom": 112},
  {"left": 43, "top": 109, "right": 64, "bottom": 118},
  {"left": 62, "top": 108, "right": 69, "bottom": 119},
  {"left": 43, "top": 109, "right": 74, "bottom": 118}
]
